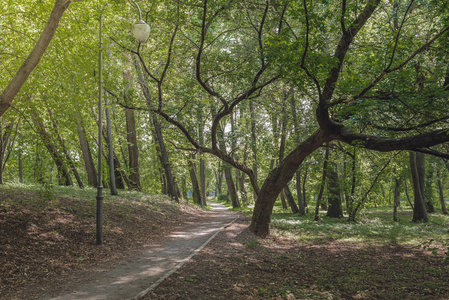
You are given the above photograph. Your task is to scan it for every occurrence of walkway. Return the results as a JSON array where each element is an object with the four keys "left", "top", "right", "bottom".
[{"left": 42, "top": 202, "right": 238, "bottom": 300}]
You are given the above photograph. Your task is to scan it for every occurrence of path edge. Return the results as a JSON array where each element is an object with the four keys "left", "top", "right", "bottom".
[{"left": 128, "top": 215, "right": 240, "bottom": 300}]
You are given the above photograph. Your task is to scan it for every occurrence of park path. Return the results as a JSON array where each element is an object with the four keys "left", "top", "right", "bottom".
[{"left": 41, "top": 202, "right": 238, "bottom": 300}]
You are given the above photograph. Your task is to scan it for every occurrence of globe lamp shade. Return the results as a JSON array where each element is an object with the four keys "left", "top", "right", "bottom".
[{"left": 133, "top": 20, "right": 150, "bottom": 43}]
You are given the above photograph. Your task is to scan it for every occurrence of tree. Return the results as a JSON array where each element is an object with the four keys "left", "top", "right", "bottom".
[
  {"left": 410, "top": 152, "right": 428, "bottom": 222},
  {"left": 0, "top": 0, "right": 72, "bottom": 116}
]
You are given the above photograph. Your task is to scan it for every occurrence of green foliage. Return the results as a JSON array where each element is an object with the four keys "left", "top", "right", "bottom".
[
  {"left": 217, "top": 193, "right": 228, "bottom": 202},
  {"left": 271, "top": 206, "right": 449, "bottom": 247}
]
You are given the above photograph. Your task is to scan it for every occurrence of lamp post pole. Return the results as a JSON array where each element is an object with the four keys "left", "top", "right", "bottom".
[
  {"left": 96, "top": 0, "right": 150, "bottom": 245},
  {"left": 96, "top": 9, "right": 105, "bottom": 245}
]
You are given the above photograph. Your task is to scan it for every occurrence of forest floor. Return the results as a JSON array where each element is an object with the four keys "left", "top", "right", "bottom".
[{"left": 2, "top": 184, "right": 449, "bottom": 299}]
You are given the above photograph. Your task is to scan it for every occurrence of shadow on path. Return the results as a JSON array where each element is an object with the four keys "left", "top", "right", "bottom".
[{"left": 42, "top": 202, "right": 238, "bottom": 300}]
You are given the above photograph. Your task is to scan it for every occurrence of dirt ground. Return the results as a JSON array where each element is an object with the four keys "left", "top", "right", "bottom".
[
  {"left": 2, "top": 190, "right": 449, "bottom": 300},
  {"left": 0, "top": 190, "right": 207, "bottom": 300},
  {"left": 148, "top": 217, "right": 449, "bottom": 300}
]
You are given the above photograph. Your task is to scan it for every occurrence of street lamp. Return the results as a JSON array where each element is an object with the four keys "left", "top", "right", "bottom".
[
  {"left": 131, "top": 0, "right": 150, "bottom": 43},
  {"left": 96, "top": 4, "right": 107, "bottom": 246},
  {"left": 96, "top": 1, "right": 150, "bottom": 245}
]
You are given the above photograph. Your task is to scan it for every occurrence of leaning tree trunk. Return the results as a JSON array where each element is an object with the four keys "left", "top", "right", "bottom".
[
  {"left": 0, "top": 0, "right": 71, "bottom": 116},
  {"left": 188, "top": 154, "right": 202, "bottom": 206},
  {"left": 32, "top": 114, "right": 72, "bottom": 186},
  {"left": 250, "top": 129, "right": 328, "bottom": 237},
  {"left": 76, "top": 117, "right": 97, "bottom": 186},
  {"left": 410, "top": 151, "right": 428, "bottom": 222},
  {"left": 47, "top": 107, "right": 83, "bottom": 188},
  {"left": 153, "top": 115, "right": 179, "bottom": 202}
]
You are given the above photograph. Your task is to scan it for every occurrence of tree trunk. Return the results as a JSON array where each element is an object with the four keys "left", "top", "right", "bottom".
[
  {"left": 410, "top": 151, "right": 428, "bottom": 222},
  {"left": 124, "top": 58, "right": 141, "bottom": 192},
  {"left": 188, "top": 154, "right": 202, "bottom": 205},
  {"left": 223, "top": 163, "right": 240, "bottom": 208},
  {"left": 326, "top": 161, "right": 343, "bottom": 218},
  {"left": 249, "top": 100, "right": 258, "bottom": 200},
  {"left": 0, "top": 121, "right": 13, "bottom": 184},
  {"left": 250, "top": 129, "right": 328, "bottom": 237},
  {"left": 279, "top": 94, "right": 299, "bottom": 214},
  {"left": 47, "top": 107, "right": 83, "bottom": 188},
  {"left": 132, "top": 54, "right": 178, "bottom": 201},
  {"left": 76, "top": 117, "right": 97, "bottom": 186},
  {"left": 18, "top": 148, "right": 23, "bottom": 183},
  {"left": 315, "top": 142, "right": 330, "bottom": 221},
  {"left": 289, "top": 88, "right": 306, "bottom": 215},
  {"left": 33, "top": 115, "right": 72, "bottom": 186},
  {"left": 217, "top": 123, "right": 240, "bottom": 208},
  {"left": 214, "top": 168, "right": 223, "bottom": 196},
  {"left": 393, "top": 177, "right": 400, "bottom": 222},
  {"left": 280, "top": 190, "right": 288, "bottom": 210},
  {"left": 198, "top": 110, "right": 207, "bottom": 206},
  {"left": 153, "top": 115, "right": 178, "bottom": 202},
  {"left": 0, "top": 0, "right": 71, "bottom": 116},
  {"left": 437, "top": 167, "right": 448, "bottom": 215},
  {"left": 425, "top": 168, "right": 435, "bottom": 213},
  {"left": 302, "top": 167, "right": 308, "bottom": 210},
  {"left": 105, "top": 95, "right": 117, "bottom": 195},
  {"left": 125, "top": 107, "right": 141, "bottom": 191}
]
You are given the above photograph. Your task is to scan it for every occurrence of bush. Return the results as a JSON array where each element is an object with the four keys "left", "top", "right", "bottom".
[{"left": 217, "top": 193, "right": 228, "bottom": 202}]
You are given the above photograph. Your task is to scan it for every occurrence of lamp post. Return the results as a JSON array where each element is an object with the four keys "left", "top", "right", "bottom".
[
  {"left": 96, "top": 5, "right": 106, "bottom": 245},
  {"left": 131, "top": 0, "right": 150, "bottom": 43},
  {"left": 96, "top": 1, "right": 150, "bottom": 245}
]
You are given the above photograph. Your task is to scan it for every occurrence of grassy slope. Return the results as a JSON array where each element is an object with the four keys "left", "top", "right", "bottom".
[{"left": 0, "top": 183, "right": 204, "bottom": 299}]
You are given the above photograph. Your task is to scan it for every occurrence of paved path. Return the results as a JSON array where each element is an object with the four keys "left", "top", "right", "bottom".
[{"left": 42, "top": 202, "right": 238, "bottom": 300}]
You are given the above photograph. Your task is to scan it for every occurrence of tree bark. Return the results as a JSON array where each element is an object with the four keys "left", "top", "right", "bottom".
[
  {"left": 393, "top": 177, "right": 400, "bottom": 222},
  {"left": 32, "top": 114, "right": 72, "bottom": 186},
  {"left": 425, "top": 168, "right": 435, "bottom": 213},
  {"left": 105, "top": 95, "right": 117, "bottom": 194},
  {"left": 153, "top": 115, "right": 179, "bottom": 202},
  {"left": 278, "top": 108, "right": 299, "bottom": 214},
  {"left": 47, "top": 108, "right": 83, "bottom": 188},
  {"left": 188, "top": 154, "right": 202, "bottom": 205},
  {"left": 124, "top": 57, "right": 141, "bottom": 192},
  {"left": 0, "top": 0, "right": 72, "bottom": 116},
  {"left": 315, "top": 143, "right": 330, "bottom": 221},
  {"left": 250, "top": 129, "right": 328, "bottom": 237},
  {"left": 249, "top": 100, "right": 258, "bottom": 200},
  {"left": 0, "top": 121, "right": 13, "bottom": 184},
  {"left": 125, "top": 107, "right": 141, "bottom": 191},
  {"left": 289, "top": 89, "right": 306, "bottom": 215},
  {"left": 76, "top": 117, "right": 97, "bottom": 186},
  {"left": 326, "top": 161, "right": 343, "bottom": 218},
  {"left": 199, "top": 110, "right": 207, "bottom": 206},
  {"left": 217, "top": 123, "right": 240, "bottom": 208},
  {"left": 410, "top": 151, "right": 428, "bottom": 222},
  {"left": 436, "top": 166, "right": 448, "bottom": 215}
]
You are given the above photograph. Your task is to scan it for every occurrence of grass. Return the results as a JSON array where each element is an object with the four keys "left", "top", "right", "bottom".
[
  {"left": 271, "top": 206, "right": 449, "bottom": 249},
  {"left": 213, "top": 194, "right": 449, "bottom": 251}
]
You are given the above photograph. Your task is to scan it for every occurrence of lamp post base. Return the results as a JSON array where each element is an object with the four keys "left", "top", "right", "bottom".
[{"left": 96, "top": 186, "right": 104, "bottom": 245}]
